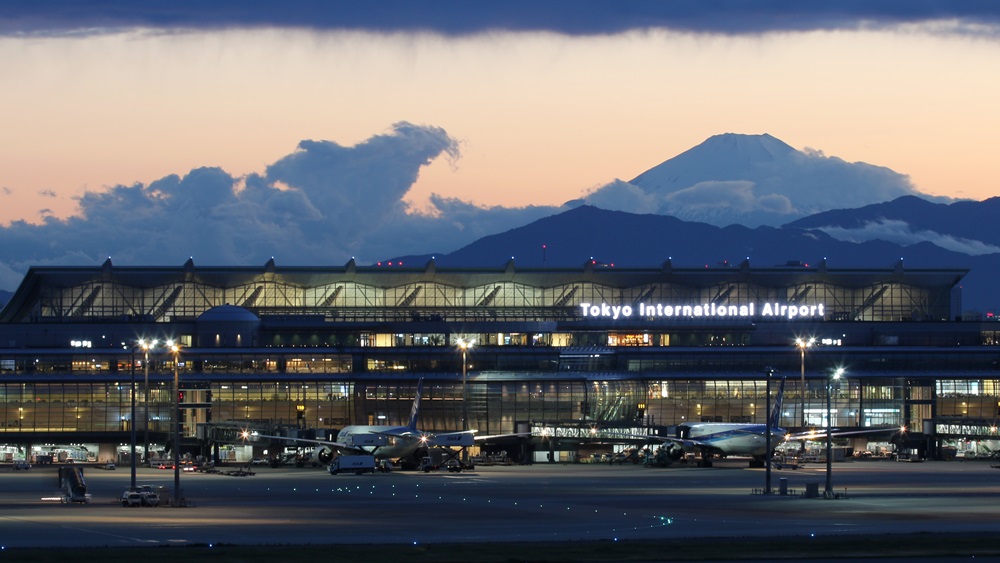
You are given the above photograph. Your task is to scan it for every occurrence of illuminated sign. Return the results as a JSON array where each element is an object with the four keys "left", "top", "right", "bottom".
[
  {"left": 70, "top": 340, "right": 93, "bottom": 348},
  {"left": 578, "top": 302, "right": 825, "bottom": 320}
]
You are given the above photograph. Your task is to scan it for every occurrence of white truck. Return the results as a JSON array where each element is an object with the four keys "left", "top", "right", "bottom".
[
  {"left": 328, "top": 455, "right": 376, "bottom": 475},
  {"left": 120, "top": 490, "right": 143, "bottom": 507},
  {"left": 120, "top": 485, "right": 160, "bottom": 507}
]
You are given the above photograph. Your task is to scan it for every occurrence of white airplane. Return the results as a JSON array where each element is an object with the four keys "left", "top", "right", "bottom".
[
  {"left": 642, "top": 378, "right": 894, "bottom": 467},
  {"left": 242, "top": 380, "right": 516, "bottom": 469}
]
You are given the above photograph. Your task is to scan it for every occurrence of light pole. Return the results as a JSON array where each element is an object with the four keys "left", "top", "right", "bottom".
[
  {"left": 139, "top": 338, "right": 157, "bottom": 463},
  {"left": 826, "top": 367, "right": 844, "bottom": 497},
  {"left": 764, "top": 366, "right": 775, "bottom": 494},
  {"left": 127, "top": 343, "right": 137, "bottom": 490},
  {"left": 795, "top": 337, "right": 815, "bottom": 428},
  {"left": 168, "top": 340, "right": 181, "bottom": 507},
  {"left": 457, "top": 338, "right": 475, "bottom": 432},
  {"left": 457, "top": 338, "right": 475, "bottom": 467}
]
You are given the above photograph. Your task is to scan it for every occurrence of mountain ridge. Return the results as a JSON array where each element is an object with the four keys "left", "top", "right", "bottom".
[
  {"left": 788, "top": 195, "right": 1000, "bottom": 251},
  {"left": 389, "top": 201, "right": 997, "bottom": 313}
]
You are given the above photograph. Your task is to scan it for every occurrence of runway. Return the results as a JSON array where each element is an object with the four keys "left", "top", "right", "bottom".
[{"left": 3, "top": 459, "right": 1000, "bottom": 549}]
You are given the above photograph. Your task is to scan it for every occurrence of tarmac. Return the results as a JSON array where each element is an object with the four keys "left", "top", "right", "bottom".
[{"left": 3, "top": 457, "right": 1000, "bottom": 549}]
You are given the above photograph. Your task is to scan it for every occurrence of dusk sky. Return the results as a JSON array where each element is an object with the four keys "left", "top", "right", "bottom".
[{"left": 1, "top": 2, "right": 999, "bottom": 289}]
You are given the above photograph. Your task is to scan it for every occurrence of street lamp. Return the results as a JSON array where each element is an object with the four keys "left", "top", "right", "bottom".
[
  {"left": 457, "top": 338, "right": 475, "bottom": 432},
  {"left": 826, "top": 367, "right": 844, "bottom": 498},
  {"left": 139, "top": 338, "right": 157, "bottom": 463},
  {"left": 125, "top": 342, "right": 137, "bottom": 490},
  {"left": 764, "top": 366, "right": 775, "bottom": 495},
  {"left": 168, "top": 340, "right": 181, "bottom": 507},
  {"left": 795, "top": 337, "right": 815, "bottom": 428}
]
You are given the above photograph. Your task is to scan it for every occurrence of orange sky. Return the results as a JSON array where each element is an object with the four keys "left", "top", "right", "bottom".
[{"left": 1, "top": 27, "right": 998, "bottom": 225}]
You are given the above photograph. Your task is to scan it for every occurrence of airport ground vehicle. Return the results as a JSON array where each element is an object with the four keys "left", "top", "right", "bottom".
[
  {"left": 120, "top": 490, "right": 143, "bottom": 507},
  {"left": 328, "top": 455, "right": 376, "bottom": 475},
  {"left": 419, "top": 450, "right": 472, "bottom": 472},
  {"left": 138, "top": 485, "right": 160, "bottom": 506},
  {"left": 13, "top": 460, "right": 31, "bottom": 470},
  {"left": 120, "top": 485, "right": 160, "bottom": 507},
  {"left": 420, "top": 457, "right": 470, "bottom": 473},
  {"left": 58, "top": 466, "right": 90, "bottom": 504}
]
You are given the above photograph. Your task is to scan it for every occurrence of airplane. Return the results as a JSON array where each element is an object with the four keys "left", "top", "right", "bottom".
[
  {"left": 242, "top": 380, "right": 520, "bottom": 470},
  {"left": 639, "top": 378, "right": 896, "bottom": 468}
]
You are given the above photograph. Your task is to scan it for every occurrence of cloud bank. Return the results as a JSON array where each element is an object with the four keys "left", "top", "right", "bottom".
[
  {"left": 0, "top": 122, "right": 559, "bottom": 290},
  {"left": 4, "top": 2, "right": 1000, "bottom": 38},
  {"left": 813, "top": 219, "right": 1000, "bottom": 256}
]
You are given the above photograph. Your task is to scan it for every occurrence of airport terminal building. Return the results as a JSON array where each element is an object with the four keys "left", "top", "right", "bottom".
[{"left": 1, "top": 257, "right": 997, "bottom": 464}]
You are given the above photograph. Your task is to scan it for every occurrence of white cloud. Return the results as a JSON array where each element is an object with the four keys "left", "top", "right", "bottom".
[
  {"left": 580, "top": 180, "right": 658, "bottom": 214},
  {"left": 0, "top": 122, "right": 557, "bottom": 289},
  {"left": 816, "top": 219, "right": 1000, "bottom": 255},
  {"left": 661, "top": 181, "right": 760, "bottom": 213},
  {"left": 582, "top": 179, "right": 799, "bottom": 226}
]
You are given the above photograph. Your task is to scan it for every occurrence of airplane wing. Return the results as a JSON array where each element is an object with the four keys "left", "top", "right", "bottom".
[
  {"left": 786, "top": 426, "right": 902, "bottom": 441},
  {"left": 246, "top": 428, "right": 529, "bottom": 451},
  {"left": 474, "top": 431, "right": 532, "bottom": 441},
  {"left": 241, "top": 431, "right": 364, "bottom": 454},
  {"left": 425, "top": 430, "right": 530, "bottom": 447},
  {"left": 636, "top": 434, "right": 727, "bottom": 456}
]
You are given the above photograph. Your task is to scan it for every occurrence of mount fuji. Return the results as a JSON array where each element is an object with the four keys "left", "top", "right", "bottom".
[{"left": 579, "top": 133, "right": 937, "bottom": 228}]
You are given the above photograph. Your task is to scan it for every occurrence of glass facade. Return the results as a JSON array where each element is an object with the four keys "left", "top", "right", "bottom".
[{"left": 2, "top": 259, "right": 996, "bottom": 462}]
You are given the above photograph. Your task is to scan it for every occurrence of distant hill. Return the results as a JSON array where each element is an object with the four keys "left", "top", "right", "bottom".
[
  {"left": 420, "top": 205, "right": 967, "bottom": 269},
  {"left": 787, "top": 195, "right": 1000, "bottom": 253}
]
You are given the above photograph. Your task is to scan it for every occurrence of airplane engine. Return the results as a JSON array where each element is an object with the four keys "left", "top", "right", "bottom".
[
  {"left": 311, "top": 446, "right": 335, "bottom": 466},
  {"left": 665, "top": 444, "right": 684, "bottom": 460}
]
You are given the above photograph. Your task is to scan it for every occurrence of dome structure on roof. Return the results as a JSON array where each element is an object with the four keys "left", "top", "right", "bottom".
[
  {"left": 197, "top": 304, "right": 259, "bottom": 323},
  {"left": 196, "top": 304, "right": 259, "bottom": 347}
]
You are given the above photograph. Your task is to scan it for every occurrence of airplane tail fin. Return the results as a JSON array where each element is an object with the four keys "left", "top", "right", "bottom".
[
  {"left": 407, "top": 379, "right": 423, "bottom": 432},
  {"left": 769, "top": 377, "right": 786, "bottom": 428}
]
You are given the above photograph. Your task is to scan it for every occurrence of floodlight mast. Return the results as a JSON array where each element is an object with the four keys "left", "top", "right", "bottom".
[
  {"left": 458, "top": 338, "right": 475, "bottom": 432},
  {"left": 127, "top": 343, "right": 136, "bottom": 490},
  {"left": 795, "top": 337, "right": 815, "bottom": 428},
  {"left": 169, "top": 340, "right": 181, "bottom": 507},
  {"left": 139, "top": 338, "right": 157, "bottom": 463},
  {"left": 826, "top": 367, "right": 845, "bottom": 497},
  {"left": 764, "top": 366, "right": 775, "bottom": 494}
]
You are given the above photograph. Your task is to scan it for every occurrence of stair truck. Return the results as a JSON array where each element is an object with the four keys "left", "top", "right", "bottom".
[{"left": 58, "top": 466, "right": 91, "bottom": 504}]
